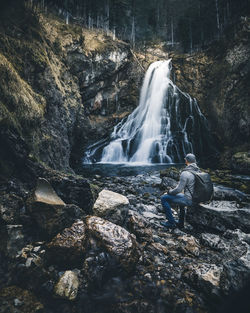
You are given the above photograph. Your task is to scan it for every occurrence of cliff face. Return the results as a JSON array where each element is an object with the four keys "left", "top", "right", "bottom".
[
  {"left": 170, "top": 18, "right": 250, "bottom": 168},
  {"left": 0, "top": 5, "right": 143, "bottom": 177},
  {"left": 0, "top": 5, "right": 249, "bottom": 176}
]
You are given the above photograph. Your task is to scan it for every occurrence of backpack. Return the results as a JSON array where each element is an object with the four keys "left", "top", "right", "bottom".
[{"left": 183, "top": 170, "right": 214, "bottom": 203}]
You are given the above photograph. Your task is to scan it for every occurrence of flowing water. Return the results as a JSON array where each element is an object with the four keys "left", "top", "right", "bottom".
[{"left": 83, "top": 59, "right": 214, "bottom": 165}]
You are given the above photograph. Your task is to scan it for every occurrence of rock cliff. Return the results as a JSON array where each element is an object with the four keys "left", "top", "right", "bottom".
[
  {"left": 0, "top": 5, "right": 143, "bottom": 177},
  {"left": 1, "top": 6, "right": 249, "bottom": 174}
]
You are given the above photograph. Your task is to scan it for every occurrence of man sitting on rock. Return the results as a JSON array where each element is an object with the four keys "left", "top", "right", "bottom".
[{"left": 161, "top": 153, "right": 199, "bottom": 229}]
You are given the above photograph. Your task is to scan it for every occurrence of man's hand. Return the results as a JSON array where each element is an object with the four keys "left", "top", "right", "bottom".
[{"left": 163, "top": 187, "right": 172, "bottom": 195}]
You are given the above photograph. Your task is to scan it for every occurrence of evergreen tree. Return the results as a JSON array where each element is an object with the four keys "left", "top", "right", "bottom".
[{"left": 6, "top": 0, "right": 249, "bottom": 52}]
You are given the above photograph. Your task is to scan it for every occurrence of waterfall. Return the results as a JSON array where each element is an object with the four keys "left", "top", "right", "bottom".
[{"left": 83, "top": 60, "right": 213, "bottom": 164}]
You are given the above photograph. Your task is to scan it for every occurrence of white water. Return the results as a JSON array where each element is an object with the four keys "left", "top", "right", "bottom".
[
  {"left": 102, "top": 60, "right": 173, "bottom": 163},
  {"left": 83, "top": 59, "right": 211, "bottom": 164}
]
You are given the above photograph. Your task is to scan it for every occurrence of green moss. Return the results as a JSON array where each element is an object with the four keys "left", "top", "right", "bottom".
[
  {"left": 0, "top": 101, "right": 22, "bottom": 134},
  {"left": 160, "top": 167, "right": 181, "bottom": 179},
  {"left": 0, "top": 52, "right": 46, "bottom": 126},
  {"left": 90, "top": 184, "right": 101, "bottom": 201},
  {"left": 143, "top": 192, "right": 150, "bottom": 198}
]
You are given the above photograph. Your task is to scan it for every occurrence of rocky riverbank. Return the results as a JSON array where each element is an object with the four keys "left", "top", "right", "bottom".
[{"left": 1, "top": 165, "right": 250, "bottom": 313}]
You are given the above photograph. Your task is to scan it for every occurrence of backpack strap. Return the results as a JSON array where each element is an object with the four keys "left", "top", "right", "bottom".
[{"left": 181, "top": 169, "right": 199, "bottom": 200}]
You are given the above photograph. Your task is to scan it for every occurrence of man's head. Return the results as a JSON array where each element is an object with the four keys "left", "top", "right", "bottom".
[{"left": 184, "top": 153, "right": 196, "bottom": 165}]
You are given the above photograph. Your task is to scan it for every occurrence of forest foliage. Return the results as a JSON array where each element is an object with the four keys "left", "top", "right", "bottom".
[{"left": 1, "top": 0, "right": 249, "bottom": 52}]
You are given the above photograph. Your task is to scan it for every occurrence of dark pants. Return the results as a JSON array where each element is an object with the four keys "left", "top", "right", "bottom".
[{"left": 161, "top": 193, "right": 192, "bottom": 225}]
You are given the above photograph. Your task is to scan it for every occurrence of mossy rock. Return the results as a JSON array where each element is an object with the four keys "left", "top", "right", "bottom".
[
  {"left": 232, "top": 152, "right": 250, "bottom": 175},
  {"left": 90, "top": 183, "right": 101, "bottom": 202},
  {"left": 160, "top": 167, "right": 181, "bottom": 180}
]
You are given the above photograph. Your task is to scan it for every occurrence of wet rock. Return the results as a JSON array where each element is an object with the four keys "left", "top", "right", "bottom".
[
  {"left": 220, "top": 238, "right": 250, "bottom": 293},
  {"left": 140, "top": 174, "right": 162, "bottom": 187},
  {"left": 160, "top": 167, "right": 181, "bottom": 180},
  {"left": 54, "top": 270, "right": 79, "bottom": 300},
  {"left": 187, "top": 201, "right": 250, "bottom": 233},
  {"left": 183, "top": 263, "right": 223, "bottom": 297},
  {"left": 178, "top": 234, "right": 200, "bottom": 257},
  {"left": 141, "top": 211, "right": 165, "bottom": 222},
  {"left": 221, "top": 255, "right": 250, "bottom": 293},
  {"left": 0, "top": 193, "right": 24, "bottom": 224},
  {"left": 86, "top": 216, "right": 140, "bottom": 270},
  {"left": 82, "top": 251, "right": 122, "bottom": 290},
  {"left": 49, "top": 174, "right": 95, "bottom": 214},
  {"left": 200, "top": 233, "right": 230, "bottom": 252},
  {"left": 125, "top": 210, "right": 153, "bottom": 242},
  {"left": 0, "top": 286, "right": 44, "bottom": 313},
  {"left": 0, "top": 224, "right": 25, "bottom": 258},
  {"left": 46, "top": 220, "right": 87, "bottom": 268},
  {"left": 232, "top": 152, "right": 250, "bottom": 175},
  {"left": 223, "top": 229, "right": 250, "bottom": 245},
  {"left": 160, "top": 176, "right": 179, "bottom": 191},
  {"left": 139, "top": 204, "right": 160, "bottom": 215},
  {"left": 26, "top": 178, "right": 85, "bottom": 238},
  {"left": 26, "top": 178, "right": 66, "bottom": 237},
  {"left": 213, "top": 185, "right": 247, "bottom": 202},
  {"left": 14, "top": 243, "right": 51, "bottom": 292},
  {"left": 93, "top": 189, "right": 129, "bottom": 225}
]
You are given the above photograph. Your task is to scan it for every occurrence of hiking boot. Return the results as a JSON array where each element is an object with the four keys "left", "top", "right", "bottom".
[{"left": 160, "top": 221, "right": 177, "bottom": 229}]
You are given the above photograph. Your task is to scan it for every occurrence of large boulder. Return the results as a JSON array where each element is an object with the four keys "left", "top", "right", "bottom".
[
  {"left": 49, "top": 174, "right": 95, "bottom": 214},
  {"left": 93, "top": 189, "right": 129, "bottom": 225},
  {"left": 26, "top": 178, "right": 84, "bottom": 238},
  {"left": 86, "top": 216, "right": 140, "bottom": 271},
  {"left": 54, "top": 270, "right": 79, "bottom": 301},
  {"left": 187, "top": 201, "right": 250, "bottom": 233},
  {"left": 220, "top": 229, "right": 250, "bottom": 293},
  {"left": 46, "top": 220, "right": 87, "bottom": 268},
  {"left": 213, "top": 185, "right": 247, "bottom": 202},
  {"left": 26, "top": 178, "right": 65, "bottom": 237},
  {"left": 125, "top": 210, "right": 153, "bottom": 243}
]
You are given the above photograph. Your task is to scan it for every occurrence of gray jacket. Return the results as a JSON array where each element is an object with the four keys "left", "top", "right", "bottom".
[{"left": 168, "top": 163, "right": 200, "bottom": 200}]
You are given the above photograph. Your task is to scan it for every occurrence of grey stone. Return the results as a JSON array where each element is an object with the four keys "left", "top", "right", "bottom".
[
  {"left": 93, "top": 189, "right": 129, "bottom": 225},
  {"left": 183, "top": 263, "right": 223, "bottom": 296},
  {"left": 178, "top": 234, "right": 200, "bottom": 257},
  {"left": 126, "top": 210, "right": 153, "bottom": 242},
  {"left": 0, "top": 225, "right": 25, "bottom": 258},
  {"left": 26, "top": 178, "right": 66, "bottom": 237},
  {"left": 221, "top": 244, "right": 250, "bottom": 293},
  {"left": 187, "top": 201, "right": 250, "bottom": 233},
  {"left": 213, "top": 185, "right": 247, "bottom": 202},
  {"left": 54, "top": 270, "right": 79, "bottom": 300},
  {"left": 86, "top": 216, "right": 140, "bottom": 270},
  {"left": 200, "top": 233, "right": 230, "bottom": 252},
  {"left": 46, "top": 220, "right": 87, "bottom": 268}
]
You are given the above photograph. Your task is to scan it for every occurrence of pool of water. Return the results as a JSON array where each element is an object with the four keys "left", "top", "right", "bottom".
[{"left": 80, "top": 163, "right": 184, "bottom": 177}]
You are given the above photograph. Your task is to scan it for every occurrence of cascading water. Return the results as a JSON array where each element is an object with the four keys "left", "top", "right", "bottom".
[{"left": 83, "top": 59, "right": 214, "bottom": 164}]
